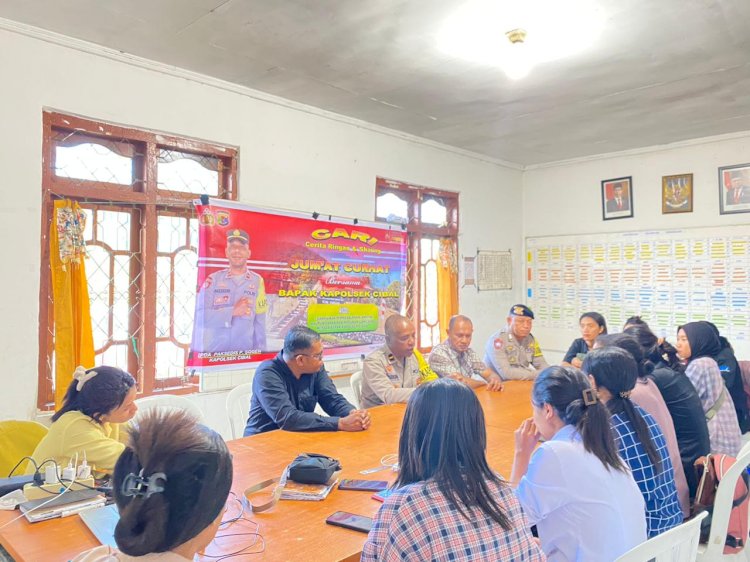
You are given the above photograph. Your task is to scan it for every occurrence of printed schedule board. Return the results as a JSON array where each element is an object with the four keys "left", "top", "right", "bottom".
[{"left": 525, "top": 225, "right": 750, "bottom": 356}]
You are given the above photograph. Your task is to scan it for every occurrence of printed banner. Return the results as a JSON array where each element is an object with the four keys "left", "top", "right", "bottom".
[{"left": 188, "top": 201, "right": 407, "bottom": 369}]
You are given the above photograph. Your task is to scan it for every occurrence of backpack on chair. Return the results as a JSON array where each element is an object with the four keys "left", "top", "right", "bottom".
[{"left": 692, "top": 453, "right": 750, "bottom": 554}]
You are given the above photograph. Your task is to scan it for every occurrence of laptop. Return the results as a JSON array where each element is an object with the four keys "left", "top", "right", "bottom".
[
  {"left": 19, "top": 489, "right": 106, "bottom": 523},
  {"left": 80, "top": 504, "right": 119, "bottom": 548}
]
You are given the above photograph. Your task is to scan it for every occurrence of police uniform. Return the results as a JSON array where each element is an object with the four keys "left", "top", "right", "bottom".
[
  {"left": 191, "top": 229, "right": 268, "bottom": 353},
  {"left": 360, "top": 345, "right": 421, "bottom": 408},
  {"left": 483, "top": 304, "right": 549, "bottom": 380}
]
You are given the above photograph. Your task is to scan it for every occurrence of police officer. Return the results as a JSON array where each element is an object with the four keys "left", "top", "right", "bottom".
[
  {"left": 484, "top": 304, "right": 548, "bottom": 380},
  {"left": 191, "top": 228, "right": 267, "bottom": 353},
  {"left": 360, "top": 314, "right": 436, "bottom": 408}
]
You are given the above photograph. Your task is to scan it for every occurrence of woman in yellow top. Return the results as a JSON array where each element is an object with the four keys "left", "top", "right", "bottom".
[{"left": 28, "top": 366, "right": 137, "bottom": 476}]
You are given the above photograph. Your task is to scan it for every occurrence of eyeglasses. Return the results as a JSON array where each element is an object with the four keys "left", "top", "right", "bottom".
[{"left": 295, "top": 352, "right": 324, "bottom": 360}]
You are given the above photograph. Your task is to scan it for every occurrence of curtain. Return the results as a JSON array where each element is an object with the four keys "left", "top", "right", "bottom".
[
  {"left": 50, "top": 200, "right": 95, "bottom": 407},
  {"left": 437, "top": 238, "right": 458, "bottom": 341}
]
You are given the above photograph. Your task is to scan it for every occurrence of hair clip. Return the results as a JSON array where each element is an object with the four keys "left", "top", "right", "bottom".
[
  {"left": 73, "top": 366, "right": 98, "bottom": 391},
  {"left": 619, "top": 390, "right": 632, "bottom": 399},
  {"left": 582, "top": 388, "right": 598, "bottom": 406},
  {"left": 121, "top": 469, "right": 167, "bottom": 499}
]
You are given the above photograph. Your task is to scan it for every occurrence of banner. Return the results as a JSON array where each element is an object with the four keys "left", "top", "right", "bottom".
[{"left": 188, "top": 201, "right": 408, "bottom": 369}]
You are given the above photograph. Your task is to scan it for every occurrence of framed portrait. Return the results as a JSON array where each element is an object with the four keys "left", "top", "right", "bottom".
[
  {"left": 601, "top": 176, "right": 633, "bottom": 220},
  {"left": 662, "top": 173, "right": 693, "bottom": 214},
  {"left": 719, "top": 163, "right": 750, "bottom": 215}
]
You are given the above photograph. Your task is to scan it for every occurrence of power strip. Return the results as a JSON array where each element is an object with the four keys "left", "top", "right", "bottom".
[{"left": 23, "top": 477, "right": 97, "bottom": 500}]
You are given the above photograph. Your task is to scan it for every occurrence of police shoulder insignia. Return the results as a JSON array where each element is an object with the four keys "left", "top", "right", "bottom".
[
  {"left": 493, "top": 338, "right": 504, "bottom": 350},
  {"left": 202, "top": 277, "right": 213, "bottom": 289}
]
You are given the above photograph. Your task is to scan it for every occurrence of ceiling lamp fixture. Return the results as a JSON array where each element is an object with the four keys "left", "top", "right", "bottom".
[
  {"left": 504, "top": 28, "right": 531, "bottom": 80},
  {"left": 437, "top": 0, "right": 604, "bottom": 80}
]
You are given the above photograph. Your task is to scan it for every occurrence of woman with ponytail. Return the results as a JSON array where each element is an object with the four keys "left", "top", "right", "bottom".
[
  {"left": 595, "top": 333, "right": 689, "bottom": 516},
  {"left": 28, "top": 366, "right": 137, "bottom": 475},
  {"left": 512, "top": 366, "right": 645, "bottom": 561},
  {"left": 583, "top": 348, "right": 682, "bottom": 537},
  {"left": 73, "top": 409, "right": 233, "bottom": 561}
]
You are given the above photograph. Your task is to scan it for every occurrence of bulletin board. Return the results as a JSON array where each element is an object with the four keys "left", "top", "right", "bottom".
[{"left": 525, "top": 225, "right": 750, "bottom": 356}]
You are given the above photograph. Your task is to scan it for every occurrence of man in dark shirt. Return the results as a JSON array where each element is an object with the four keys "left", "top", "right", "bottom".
[{"left": 243, "top": 326, "right": 371, "bottom": 436}]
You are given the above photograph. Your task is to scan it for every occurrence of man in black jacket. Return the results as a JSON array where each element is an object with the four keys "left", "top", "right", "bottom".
[{"left": 244, "top": 326, "right": 371, "bottom": 436}]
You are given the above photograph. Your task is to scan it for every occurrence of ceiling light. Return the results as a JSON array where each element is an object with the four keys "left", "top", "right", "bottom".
[{"left": 437, "top": 0, "right": 604, "bottom": 79}]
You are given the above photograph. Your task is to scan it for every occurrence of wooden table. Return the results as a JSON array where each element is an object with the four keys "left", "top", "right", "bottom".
[{"left": 0, "top": 382, "right": 533, "bottom": 561}]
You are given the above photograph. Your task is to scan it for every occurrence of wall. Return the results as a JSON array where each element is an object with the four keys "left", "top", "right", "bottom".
[
  {"left": 0, "top": 26, "right": 523, "bottom": 426},
  {"left": 523, "top": 133, "right": 750, "bottom": 362}
]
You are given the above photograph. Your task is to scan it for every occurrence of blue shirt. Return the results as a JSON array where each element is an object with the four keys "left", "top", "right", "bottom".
[
  {"left": 243, "top": 352, "right": 355, "bottom": 436},
  {"left": 610, "top": 406, "right": 684, "bottom": 537},
  {"left": 515, "top": 425, "right": 646, "bottom": 562}
]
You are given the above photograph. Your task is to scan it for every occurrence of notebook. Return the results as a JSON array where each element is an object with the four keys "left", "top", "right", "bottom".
[{"left": 19, "top": 489, "right": 106, "bottom": 523}]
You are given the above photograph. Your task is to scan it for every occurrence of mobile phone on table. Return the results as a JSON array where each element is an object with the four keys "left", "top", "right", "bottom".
[
  {"left": 325, "top": 511, "right": 373, "bottom": 533},
  {"left": 338, "top": 479, "right": 389, "bottom": 492},
  {"left": 371, "top": 488, "right": 395, "bottom": 502}
]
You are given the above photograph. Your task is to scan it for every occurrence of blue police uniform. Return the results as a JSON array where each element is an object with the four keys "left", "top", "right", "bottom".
[{"left": 191, "top": 268, "right": 267, "bottom": 353}]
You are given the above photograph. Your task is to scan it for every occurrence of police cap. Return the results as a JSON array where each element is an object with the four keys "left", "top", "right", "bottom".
[
  {"left": 226, "top": 228, "right": 250, "bottom": 245},
  {"left": 509, "top": 304, "right": 534, "bottom": 319}
]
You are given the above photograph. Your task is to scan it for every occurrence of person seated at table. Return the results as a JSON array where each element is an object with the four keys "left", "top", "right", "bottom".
[
  {"left": 512, "top": 365, "right": 646, "bottom": 561},
  {"left": 360, "top": 314, "right": 438, "bottom": 408},
  {"left": 27, "top": 365, "right": 137, "bottom": 476},
  {"left": 72, "top": 410, "right": 232, "bottom": 561},
  {"left": 624, "top": 315, "right": 665, "bottom": 346},
  {"left": 244, "top": 326, "right": 370, "bottom": 436},
  {"left": 362, "top": 378, "right": 544, "bottom": 562},
  {"left": 676, "top": 322, "right": 741, "bottom": 456},
  {"left": 561, "top": 312, "right": 607, "bottom": 368},
  {"left": 595, "top": 333, "right": 690, "bottom": 517},
  {"left": 428, "top": 314, "right": 503, "bottom": 391},
  {"left": 484, "top": 304, "right": 549, "bottom": 380},
  {"left": 583, "top": 348, "right": 683, "bottom": 537},
  {"left": 624, "top": 323, "right": 709, "bottom": 499},
  {"left": 705, "top": 322, "right": 749, "bottom": 433}
]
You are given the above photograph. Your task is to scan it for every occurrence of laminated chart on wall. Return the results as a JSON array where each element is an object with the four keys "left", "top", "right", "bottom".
[{"left": 525, "top": 225, "right": 750, "bottom": 348}]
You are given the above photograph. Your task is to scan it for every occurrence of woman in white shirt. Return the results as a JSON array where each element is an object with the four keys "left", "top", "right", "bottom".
[{"left": 512, "top": 366, "right": 646, "bottom": 562}]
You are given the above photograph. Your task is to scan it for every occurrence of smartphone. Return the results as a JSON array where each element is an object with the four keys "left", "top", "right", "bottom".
[
  {"left": 325, "top": 511, "right": 373, "bottom": 533},
  {"left": 338, "top": 479, "right": 389, "bottom": 492},
  {"left": 371, "top": 488, "right": 396, "bottom": 502}
]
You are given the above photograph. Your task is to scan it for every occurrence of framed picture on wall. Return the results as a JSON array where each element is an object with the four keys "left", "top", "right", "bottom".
[
  {"left": 662, "top": 173, "right": 693, "bottom": 214},
  {"left": 719, "top": 163, "right": 750, "bottom": 215},
  {"left": 601, "top": 176, "right": 633, "bottom": 220}
]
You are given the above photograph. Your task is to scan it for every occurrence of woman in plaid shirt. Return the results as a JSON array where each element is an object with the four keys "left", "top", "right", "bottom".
[
  {"left": 676, "top": 321, "right": 742, "bottom": 456},
  {"left": 584, "top": 348, "right": 683, "bottom": 538},
  {"left": 362, "top": 378, "right": 544, "bottom": 562}
]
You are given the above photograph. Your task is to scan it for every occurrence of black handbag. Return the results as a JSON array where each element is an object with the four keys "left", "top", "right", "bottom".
[{"left": 288, "top": 453, "right": 341, "bottom": 485}]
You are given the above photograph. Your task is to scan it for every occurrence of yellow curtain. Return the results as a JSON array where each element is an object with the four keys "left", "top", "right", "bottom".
[
  {"left": 50, "top": 200, "right": 95, "bottom": 407},
  {"left": 437, "top": 238, "right": 458, "bottom": 341}
]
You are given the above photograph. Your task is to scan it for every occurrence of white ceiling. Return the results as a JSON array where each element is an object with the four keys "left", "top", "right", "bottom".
[{"left": 3, "top": 0, "right": 750, "bottom": 165}]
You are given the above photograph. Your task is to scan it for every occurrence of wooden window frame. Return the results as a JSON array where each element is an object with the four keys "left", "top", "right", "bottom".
[
  {"left": 39, "top": 112, "right": 238, "bottom": 409},
  {"left": 374, "top": 177, "right": 459, "bottom": 352}
]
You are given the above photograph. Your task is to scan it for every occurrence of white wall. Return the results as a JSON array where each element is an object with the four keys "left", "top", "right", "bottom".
[
  {"left": 0, "top": 26, "right": 523, "bottom": 425},
  {"left": 523, "top": 133, "right": 750, "bottom": 361}
]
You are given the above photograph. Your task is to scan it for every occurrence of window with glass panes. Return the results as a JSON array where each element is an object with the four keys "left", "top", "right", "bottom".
[
  {"left": 39, "top": 112, "right": 237, "bottom": 408},
  {"left": 374, "top": 177, "right": 458, "bottom": 351}
]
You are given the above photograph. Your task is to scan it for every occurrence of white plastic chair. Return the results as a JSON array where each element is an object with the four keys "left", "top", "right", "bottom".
[
  {"left": 696, "top": 440, "right": 750, "bottom": 561},
  {"left": 616, "top": 511, "right": 708, "bottom": 562},
  {"left": 226, "top": 382, "right": 253, "bottom": 440},
  {"left": 349, "top": 370, "right": 363, "bottom": 408},
  {"left": 134, "top": 394, "right": 205, "bottom": 423}
]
